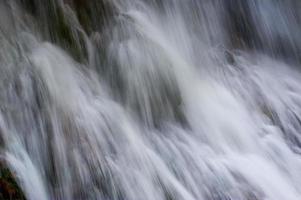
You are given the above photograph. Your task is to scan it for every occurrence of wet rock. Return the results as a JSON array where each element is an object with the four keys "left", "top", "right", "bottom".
[{"left": 0, "top": 160, "right": 26, "bottom": 200}]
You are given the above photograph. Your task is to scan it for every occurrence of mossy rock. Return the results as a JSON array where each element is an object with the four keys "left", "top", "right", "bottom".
[{"left": 0, "top": 161, "right": 26, "bottom": 200}]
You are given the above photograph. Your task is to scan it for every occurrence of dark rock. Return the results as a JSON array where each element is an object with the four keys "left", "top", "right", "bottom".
[{"left": 0, "top": 160, "right": 26, "bottom": 200}]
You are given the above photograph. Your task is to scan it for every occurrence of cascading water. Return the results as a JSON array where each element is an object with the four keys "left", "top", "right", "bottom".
[{"left": 1, "top": 0, "right": 301, "bottom": 199}]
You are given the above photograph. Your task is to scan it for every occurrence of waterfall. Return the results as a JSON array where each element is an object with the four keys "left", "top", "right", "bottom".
[{"left": 1, "top": 0, "right": 301, "bottom": 199}]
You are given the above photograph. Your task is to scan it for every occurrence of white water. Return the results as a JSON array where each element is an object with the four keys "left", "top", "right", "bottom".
[{"left": 1, "top": 0, "right": 301, "bottom": 199}]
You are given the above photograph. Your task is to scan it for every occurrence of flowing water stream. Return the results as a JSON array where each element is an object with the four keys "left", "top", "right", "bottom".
[{"left": 1, "top": 0, "right": 301, "bottom": 199}]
